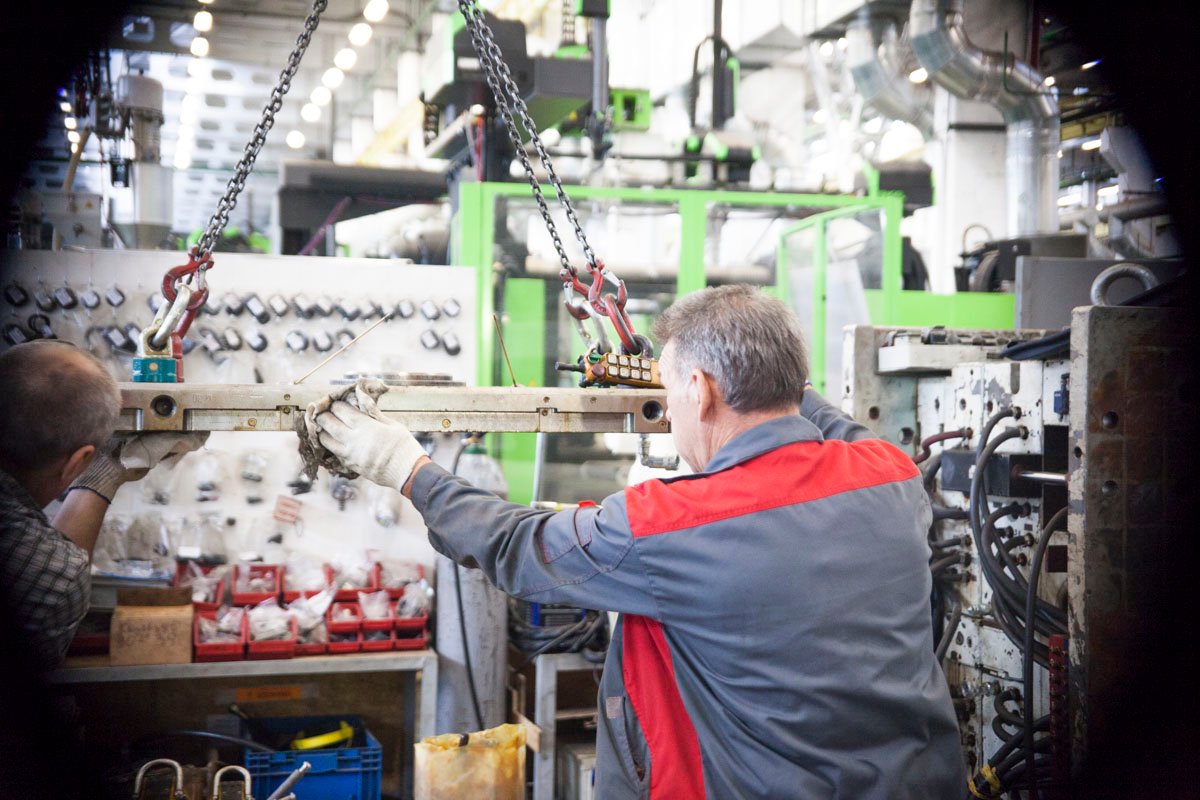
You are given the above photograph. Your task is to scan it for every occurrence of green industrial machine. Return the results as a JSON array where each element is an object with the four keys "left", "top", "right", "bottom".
[{"left": 453, "top": 180, "right": 1015, "bottom": 502}]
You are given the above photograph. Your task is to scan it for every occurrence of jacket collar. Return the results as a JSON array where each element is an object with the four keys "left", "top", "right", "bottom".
[
  {"left": 702, "top": 414, "right": 825, "bottom": 473},
  {"left": 0, "top": 467, "right": 47, "bottom": 518}
]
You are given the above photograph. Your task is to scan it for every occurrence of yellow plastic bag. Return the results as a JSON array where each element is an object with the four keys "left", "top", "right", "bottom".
[{"left": 414, "top": 723, "right": 526, "bottom": 800}]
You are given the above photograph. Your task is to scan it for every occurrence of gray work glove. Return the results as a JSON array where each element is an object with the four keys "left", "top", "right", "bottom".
[
  {"left": 71, "top": 432, "right": 210, "bottom": 502},
  {"left": 313, "top": 396, "right": 426, "bottom": 490}
]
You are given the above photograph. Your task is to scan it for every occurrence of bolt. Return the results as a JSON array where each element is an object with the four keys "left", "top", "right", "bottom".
[
  {"left": 247, "top": 418, "right": 257, "bottom": 428},
  {"left": 441, "top": 419, "right": 451, "bottom": 428}
]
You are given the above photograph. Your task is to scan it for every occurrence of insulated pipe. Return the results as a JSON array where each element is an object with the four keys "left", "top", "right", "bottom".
[
  {"left": 845, "top": 12, "right": 933, "bottom": 137},
  {"left": 910, "top": 0, "right": 1059, "bottom": 235}
]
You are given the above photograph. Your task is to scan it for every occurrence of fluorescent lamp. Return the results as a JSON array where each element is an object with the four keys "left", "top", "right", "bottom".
[
  {"left": 64, "top": 116, "right": 77, "bottom": 130},
  {"left": 286, "top": 130, "right": 306, "bottom": 149},
  {"left": 335, "top": 48, "right": 358, "bottom": 71},
  {"left": 909, "top": 67, "right": 929, "bottom": 84},
  {"left": 59, "top": 101, "right": 72, "bottom": 113},
  {"left": 363, "top": 0, "right": 389, "bottom": 22},
  {"left": 67, "top": 130, "right": 81, "bottom": 143},
  {"left": 1057, "top": 193, "right": 1079, "bottom": 207},
  {"left": 1097, "top": 184, "right": 1119, "bottom": 198},
  {"left": 1081, "top": 138, "right": 1102, "bottom": 151},
  {"left": 1082, "top": 59, "right": 1100, "bottom": 70},
  {"left": 322, "top": 67, "right": 344, "bottom": 89},
  {"left": 349, "top": 22, "right": 372, "bottom": 47}
]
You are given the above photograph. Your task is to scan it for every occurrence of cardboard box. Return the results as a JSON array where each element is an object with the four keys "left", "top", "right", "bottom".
[{"left": 109, "top": 587, "right": 194, "bottom": 666}]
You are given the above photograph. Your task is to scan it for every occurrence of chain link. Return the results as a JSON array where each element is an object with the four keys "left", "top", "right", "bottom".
[
  {"left": 194, "top": 0, "right": 328, "bottom": 261},
  {"left": 457, "top": 1, "right": 645, "bottom": 354}
]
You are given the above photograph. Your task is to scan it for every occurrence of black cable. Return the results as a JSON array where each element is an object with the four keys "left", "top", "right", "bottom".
[
  {"left": 131, "top": 729, "right": 274, "bottom": 753},
  {"left": 1023, "top": 506, "right": 1068, "bottom": 800},
  {"left": 451, "top": 436, "right": 485, "bottom": 732}
]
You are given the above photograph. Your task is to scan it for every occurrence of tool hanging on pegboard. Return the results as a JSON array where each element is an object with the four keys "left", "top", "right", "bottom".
[
  {"left": 134, "top": 0, "right": 328, "bottom": 383},
  {"left": 455, "top": 1, "right": 658, "bottom": 388}
]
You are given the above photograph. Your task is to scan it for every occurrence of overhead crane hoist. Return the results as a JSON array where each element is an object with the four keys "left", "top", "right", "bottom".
[{"left": 136, "top": 0, "right": 660, "bottom": 392}]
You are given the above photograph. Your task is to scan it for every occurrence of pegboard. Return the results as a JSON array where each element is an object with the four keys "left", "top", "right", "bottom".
[{"left": 3, "top": 249, "right": 480, "bottom": 585}]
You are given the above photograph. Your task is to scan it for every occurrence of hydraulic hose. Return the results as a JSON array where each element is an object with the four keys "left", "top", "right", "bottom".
[
  {"left": 1023, "top": 506, "right": 1068, "bottom": 800},
  {"left": 935, "top": 597, "right": 961, "bottom": 661},
  {"left": 451, "top": 439, "right": 485, "bottom": 732}
]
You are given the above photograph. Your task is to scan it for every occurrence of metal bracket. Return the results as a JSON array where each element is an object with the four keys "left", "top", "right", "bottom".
[{"left": 116, "top": 384, "right": 670, "bottom": 435}]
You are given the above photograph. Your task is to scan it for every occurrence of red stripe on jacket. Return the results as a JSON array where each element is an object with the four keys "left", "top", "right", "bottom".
[
  {"left": 623, "top": 615, "right": 706, "bottom": 799},
  {"left": 624, "top": 438, "right": 918, "bottom": 538}
]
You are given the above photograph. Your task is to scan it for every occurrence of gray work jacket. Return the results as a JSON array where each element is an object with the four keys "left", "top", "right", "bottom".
[{"left": 409, "top": 392, "right": 965, "bottom": 799}]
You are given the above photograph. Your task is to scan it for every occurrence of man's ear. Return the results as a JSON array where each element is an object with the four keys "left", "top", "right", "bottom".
[
  {"left": 694, "top": 369, "right": 718, "bottom": 421},
  {"left": 60, "top": 444, "right": 96, "bottom": 487}
]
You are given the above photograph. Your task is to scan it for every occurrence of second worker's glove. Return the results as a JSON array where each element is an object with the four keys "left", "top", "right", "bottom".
[
  {"left": 314, "top": 399, "right": 427, "bottom": 490},
  {"left": 71, "top": 432, "right": 210, "bottom": 502}
]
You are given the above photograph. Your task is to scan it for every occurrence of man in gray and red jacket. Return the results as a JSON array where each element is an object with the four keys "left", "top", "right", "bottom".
[{"left": 314, "top": 285, "right": 965, "bottom": 799}]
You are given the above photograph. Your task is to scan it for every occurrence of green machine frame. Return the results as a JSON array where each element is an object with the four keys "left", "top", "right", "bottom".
[{"left": 453, "top": 180, "right": 1014, "bottom": 502}]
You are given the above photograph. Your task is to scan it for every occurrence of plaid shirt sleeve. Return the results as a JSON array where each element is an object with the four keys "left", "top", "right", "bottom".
[{"left": 0, "top": 473, "right": 91, "bottom": 670}]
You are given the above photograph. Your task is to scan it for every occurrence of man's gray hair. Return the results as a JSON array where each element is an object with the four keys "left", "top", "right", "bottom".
[
  {"left": 652, "top": 285, "right": 809, "bottom": 412},
  {"left": 0, "top": 341, "right": 121, "bottom": 471}
]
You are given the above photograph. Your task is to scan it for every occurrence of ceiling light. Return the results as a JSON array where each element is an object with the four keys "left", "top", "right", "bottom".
[
  {"left": 1081, "top": 138, "right": 1102, "bottom": 151},
  {"left": 64, "top": 116, "right": 77, "bottom": 130},
  {"left": 70, "top": 142, "right": 79, "bottom": 154},
  {"left": 1081, "top": 59, "right": 1101, "bottom": 70},
  {"left": 59, "top": 101, "right": 72, "bottom": 113},
  {"left": 193, "top": 10, "right": 213, "bottom": 32},
  {"left": 863, "top": 117, "right": 883, "bottom": 134},
  {"left": 909, "top": 67, "right": 929, "bottom": 84},
  {"left": 178, "top": 124, "right": 195, "bottom": 141},
  {"left": 1095, "top": 202, "right": 1103, "bottom": 211},
  {"left": 322, "top": 67, "right": 344, "bottom": 89},
  {"left": 818, "top": 40, "right": 834, "bottom": 58},
  {"left": 1097, "top": 184, "right": 1119, "bottom": 198},
  {"left": 334, "top": 48, "right": 358, "bottom": 71},
  {"left": 1057, "top": 193, "right": 1079, "bottom": 208},
  {"left": 286, "top": 130, "right": 306, "bottom": 149},
  {"left": 173, "top": 150, "right": 193, "bottom": 170},
  {"left": 1056, "top": 149, "right": 1063, "bottom": 159},
  {"left": 812, "top": 108, "right": 828, "bottom": 124},
  {"left": 190, "top": 36, "right": 210, "bottom": 58},
  {"left": 363, "top": 0, "right": 389, "bottom": 22},
  {"left": 836, "top": 37, "right": 847, "bottom": 50},
  {"left": 1043, "top": 75, "right": 1056, "bottom": 87},
  {"left": 301, "top": 102, "right": 321, "bottom": 122},
  {"left": 311, "top": 85, "right": 332, "bottom": 106},
  {"left": 348, "top": 22, "right": 373, "bottom": 47},
  {"left": 187, "top": 59, "right": 204, "bottom": 77},
  {"left": 197, "top": 0, "right": 213, "bottom": 4},
  {"left": 67, "top": 130, "right": 81, "bottom": 143}
]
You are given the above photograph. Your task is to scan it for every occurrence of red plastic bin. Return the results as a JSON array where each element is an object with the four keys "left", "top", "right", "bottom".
[
  {"left": 194, "top": 610, "right": 246, "bottom": 662},
  {"left": 174, "top": 561, "right": 227, "bottom": 613},
  {"left": 231, "top": 564, "right": 284, "bottom": 606},
  {"left": 393, "top": 630, "right": 428, "bottom": 651},
  {"left": 394, "top": 604, "right": 429, "bottom": 634},
  {"left": 247, "top": 617, "right": 298, "bottom": 661},
  {"left": 327, "top": 602, "right": 362, "bottom": 635},
  {"left": 361, "top": 629, "right": 394, "bottom": 652},
  {"left": 326, "top": 563, "right": 380, "bottom": 602},
  {"left": 360, "top": 602, "right": 393, "bottom": 634},
  {"left": 377, "top": 562, "right": 425, "bottom": 600},
  {"left": 281, "top": 569, "right": 330, "bottom": 604},
  {"left": 327, "top": 630, "right": 362, "bottom": 654},
  {"left": 295, "top": 629, "right": 327, "bottom": 657}
]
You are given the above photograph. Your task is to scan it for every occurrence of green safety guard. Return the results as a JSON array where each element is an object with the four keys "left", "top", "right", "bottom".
[{"left": 132, "top": 356, "right": 178, "bottom": 383}]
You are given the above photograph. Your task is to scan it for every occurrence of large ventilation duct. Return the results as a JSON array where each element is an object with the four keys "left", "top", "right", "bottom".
[
  {"left": 846, "top": 11, "right": 933, "bottom": 138},
  {"left": 910, "top": 0, "right": 1059, "bottom": 235}
]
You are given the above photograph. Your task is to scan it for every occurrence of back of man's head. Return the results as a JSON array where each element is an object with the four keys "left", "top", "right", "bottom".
[
  {"left": 0, "top": 342, "right": 121, "bottom": 473},
  {"left": 652, "top": 285, "right": 808, "bottom": 412}
]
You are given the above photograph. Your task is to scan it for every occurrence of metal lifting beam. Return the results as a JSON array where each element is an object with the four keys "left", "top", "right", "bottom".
[{"left": 116, "top": 384, "right": 670, "bottom": 435}]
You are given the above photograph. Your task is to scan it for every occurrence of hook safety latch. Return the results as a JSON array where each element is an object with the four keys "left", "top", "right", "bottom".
[{"left": 160, "top": 248, "right": 212, "bottom": 340}]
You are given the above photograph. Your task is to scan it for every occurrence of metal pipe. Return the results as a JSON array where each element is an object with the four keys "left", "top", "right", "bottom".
[
  {"left": 910, "top": 0, "right": 1059, "bottom": 235},
  {"left": 265, "top": 760, "right": 311, "bottom": 800},
  {"left": 1057, "top": 194, "right": 1170, "bottom": 227},
  {"left": 590, "top": 15, "right": 608, "bottom": 154},
  {"left": 531, "top": 431, "right": 547, "bottom": 503},
  {"left": 712, "top": 0, "right": 725, "bottom": 129},
  {"left": 1013, "top": 468, "right": 1067, "bottom": 486},
  {"left": 845, "top": 11, "right": 933, "bottom": 137}
]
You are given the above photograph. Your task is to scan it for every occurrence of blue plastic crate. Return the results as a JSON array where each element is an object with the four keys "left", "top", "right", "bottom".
[{"left": 243, "top": 714, "right": 382, "bottom": 800}]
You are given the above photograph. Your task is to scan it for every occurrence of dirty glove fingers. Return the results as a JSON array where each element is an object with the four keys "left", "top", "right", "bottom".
[
  {"left": 315, "top": 408, "right": 354, "bottom": 441},
  {"left": 329, "top": 399, "right": 374, "bottom": 427}
]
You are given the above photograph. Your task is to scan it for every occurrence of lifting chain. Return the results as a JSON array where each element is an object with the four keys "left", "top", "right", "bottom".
[
  {"left": 456, "top": 0, "right": 648, "bottom": 357},
  {"left": 150, "top": 0, "right": 327, "bottom": 349}
]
